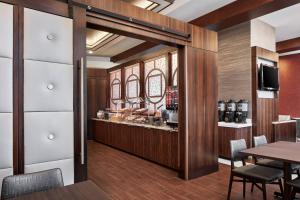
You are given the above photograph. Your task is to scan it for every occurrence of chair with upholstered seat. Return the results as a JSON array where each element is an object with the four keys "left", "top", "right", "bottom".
[
  {"left": 1, "top": 168, "right": 64, "bottom": 200},
  {"left": 288, "top": 177, "right": 300, "bottom": 199},
  {"left": 227, "top": 139, "right": 283, "bottom": 200}
]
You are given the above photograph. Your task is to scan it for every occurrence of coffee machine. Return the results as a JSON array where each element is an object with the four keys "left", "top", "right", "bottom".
[
  {"left": 235, "top": 99, "right": 249, "bottom": 123},
  {"left": 218, "top": 100, "right": 226, "bottom": 122},
  {"left": 224, "top": 100, "right": 236, "bottom": 123}
]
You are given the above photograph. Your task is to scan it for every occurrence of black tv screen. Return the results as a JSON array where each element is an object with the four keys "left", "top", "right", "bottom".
[{"left": 259, "top": 64, "right": 279, "bottom": 91}]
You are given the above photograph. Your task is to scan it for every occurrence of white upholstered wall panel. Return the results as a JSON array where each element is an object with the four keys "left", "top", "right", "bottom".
[
  {"left": 24, "top": 60, "right": 73, "bottom": 112},
  {"left": 0, "top": 113, "right": 13, "bottom": 169},
  {"left": 0, "top": 3, "right": 13, "bottom": 58},
  {"left": 24, "top": 8, "right": 73, "bottom": 64},
  {"left": 24, "top": 112, "right": 74, "bottom": 165},
  {"left": 0, "top": 168, "right": 13, "bottom": 194},
  {"left": 25, "top": 158, "right": 74, "bottom": 186},
  {"left": 0, "top": 57, "right": 13, "bottom": 112}
]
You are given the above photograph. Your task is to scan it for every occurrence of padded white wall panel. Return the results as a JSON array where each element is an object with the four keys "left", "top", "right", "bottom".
[
  {"left": 0, "top": 168, "right": 13, "bottom": 194},
  {"left": 25, "top": 158, "right": 74, "bottom": 186},
  {"left": 0, "top": 113, "right": 13, "bottom": 169},
  {"left": 24, "top": 8, "right": 73, "bottom": 64},
  {"left": 24, "top": 112, "right": 74, "bottom": 165},
  {"left": 0, "top": 58, "right": 13, "bottom": 112},
  {"left": 24, "top": 60, "right": 73, "bottom": 112},
  {"left": 0, "top": 3, "right": 13, "bottom": 58}
]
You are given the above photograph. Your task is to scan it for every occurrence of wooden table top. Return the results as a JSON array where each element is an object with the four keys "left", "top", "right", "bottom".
[
  {"left": 242, "top": 141, "right": 300, "bottom": 164},
  {"left": 11, "top": 180, "right": 111, "bottom": 200}
]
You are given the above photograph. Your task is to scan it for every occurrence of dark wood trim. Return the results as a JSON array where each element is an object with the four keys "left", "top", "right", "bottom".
[
  {"left": 107, "top": 47, "right": 176, "bottom": 73},
  {"left": 72, "top": 5, "right": 87, "bottom": 182},
  {"left": 110, "top": 41, "right": 158, "bottom": 63},
  {"left": 1, "top": 0, "right": 70, "bottom": 18},
  {"left": 139, "top": 62, "right": 145, "bottom": 108},
  {"left": 13, "top": 4, "right": 24, "bottom": 175},
  {"left": 121, "top": 67, "right": 125, "bottom": 108},
  {"left": 72, "top": 1, "right": 190, "bottom": 39},
  {"left": 167, "top": 52, "right": 172, "bottom": 86},
  {"left": 86, "top": 14, "right": 187, "bottom": 47},
  {"left": 177, "top": 46, "right": 185, "bottom": 179},
  {"left": 277, "top": 37, "right": 300, "bottom": 53},
  {"left": 190, "top": 0, "right": 300, "bottom": 31}
]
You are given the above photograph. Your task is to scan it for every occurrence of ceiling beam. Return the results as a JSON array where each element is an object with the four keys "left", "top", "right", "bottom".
[
  {"left": 110, "top": 41, "right": 158, "bottom": 62},
  {"left": 277, "top": 37, "right": 300, "bottom": 53},
  {"left": 190, "top": 0, "right": 300, "bottom": 31}
]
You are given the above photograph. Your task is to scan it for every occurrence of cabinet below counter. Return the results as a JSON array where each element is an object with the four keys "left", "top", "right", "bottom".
[
  {"left": 218, "top": 124, "right": 252, "bottom": 159},
  {"left": 272, "top": 120, "right": 297, "bottom": 142},
  {"left": 91, "top": 119, "right": 179, "bottom": 170}
]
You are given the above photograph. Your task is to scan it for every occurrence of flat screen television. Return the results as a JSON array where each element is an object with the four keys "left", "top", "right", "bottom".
[{"left": 259, "top": 64, "right": 279, "bottom": 91}]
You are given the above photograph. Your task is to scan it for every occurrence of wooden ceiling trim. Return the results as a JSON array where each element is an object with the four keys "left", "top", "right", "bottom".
[
  {"left": 110, "top": 41, "right": 158, "bottom": 62},
  {"left": 277, "top": 37, "right": 300, "bottom": 53},
  {"left": 72, "top": 0, "right": 191, "bottom": 35},
  {"left": 190, "top": 0, "right": 300, "bottom": 31}
]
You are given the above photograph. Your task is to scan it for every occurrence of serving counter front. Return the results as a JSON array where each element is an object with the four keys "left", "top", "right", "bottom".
[{"left": 91, "top": 118, "right": 179, "bottom": 170}]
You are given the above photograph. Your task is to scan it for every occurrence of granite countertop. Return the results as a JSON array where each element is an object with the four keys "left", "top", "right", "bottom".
[
  {"left": 218, "top": 122, "right": 252, "bottom": 128},
  {"left": 91, "top": 118, "right": 178, "bottom": 132}
]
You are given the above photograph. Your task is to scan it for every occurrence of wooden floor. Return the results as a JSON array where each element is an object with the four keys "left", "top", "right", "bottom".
[{"left": 87, "top": 141, "right": 280, "bottom": 200}]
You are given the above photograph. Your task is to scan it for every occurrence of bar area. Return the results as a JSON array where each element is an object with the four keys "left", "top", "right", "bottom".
[{"left": 89, "top": 50, "right": 180, "bottom": 170}]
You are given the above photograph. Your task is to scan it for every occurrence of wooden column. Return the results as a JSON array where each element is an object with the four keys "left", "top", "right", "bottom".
[
  {"left": 167, "top": 52, "right": 173, "bottom": 86},
  {"left": 73, "top": 5, "right": 87, "bottom": 182},
  {"left": 139, "top": 61, "right": 145, "bottom": 108},
  {"left": 121, "top": 67, "right": 125, "bottom": 108}
]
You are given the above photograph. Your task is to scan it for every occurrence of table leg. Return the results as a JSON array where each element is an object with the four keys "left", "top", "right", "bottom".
[{"left": 283, "top": 162, "right": 292, "bottom": 200}]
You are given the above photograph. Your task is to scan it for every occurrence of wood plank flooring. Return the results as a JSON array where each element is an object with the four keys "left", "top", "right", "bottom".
[{"left": 87, "top": 141, "right": 280, "bottom": 200}]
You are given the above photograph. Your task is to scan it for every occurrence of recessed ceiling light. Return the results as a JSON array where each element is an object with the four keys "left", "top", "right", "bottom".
[{"left": 88, "top": 50, "right": 94, "bottom": 54}]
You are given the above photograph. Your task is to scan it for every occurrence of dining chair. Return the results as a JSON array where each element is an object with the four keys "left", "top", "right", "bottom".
[
  {"left": 253, "top": 135, "right": 300, "bottom": 175},
  {"left": 227, "top": 139, "right": 284, "bottom": 200},
  {"left": 287, "top": 177, "right": 300, "bottom": 199},
  {"left": 1, "top": 168, "right": 64, "bottom": 200}
]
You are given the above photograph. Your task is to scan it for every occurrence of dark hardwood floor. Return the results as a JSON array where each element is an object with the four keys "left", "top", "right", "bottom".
[{"left": 87, "top": 141, "right": 280, "bottom": 200}]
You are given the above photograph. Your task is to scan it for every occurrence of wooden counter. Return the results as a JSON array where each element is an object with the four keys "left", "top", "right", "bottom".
[
  {"left": 218, "top": 123, "right": 252, "bottom": 159},
  {"left": 272, "top": 120, "right": 297, "bottom": 142},
  {"left": 91, "top": 119, "right": 179, "bottom": 170}
]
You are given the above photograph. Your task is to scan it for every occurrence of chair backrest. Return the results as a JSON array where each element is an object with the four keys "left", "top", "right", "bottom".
[
  {"left": 1, "top": 168, "right": 63, "bottom": 200},
  {"left": 230, "top": 139, "right": 248, "bottom": 168},
  {"left": 253, "top": 135, "right": 268, "bottom": 147}
]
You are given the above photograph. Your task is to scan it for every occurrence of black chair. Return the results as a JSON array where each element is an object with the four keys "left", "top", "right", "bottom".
[
  {"left": 227, "top": 139, "right": 284, "bottom": 200},
  {"left": 288, "top": 177, "right": 300, "bottom": 199},
  {"left": 1, "top": 168, "right": 64, "bottom": 200},
  {"left": 253, "top": 135, "right": 300, "bottom": 175}
]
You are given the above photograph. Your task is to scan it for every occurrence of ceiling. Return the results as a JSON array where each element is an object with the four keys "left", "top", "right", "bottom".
[
  {"left": 161, "top": 0, "right": 236, "bottom": 22},
  {"left": 258, "top": 3, "right": 300, "bottom": 42}
]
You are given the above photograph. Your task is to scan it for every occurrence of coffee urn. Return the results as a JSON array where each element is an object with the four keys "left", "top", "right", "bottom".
[
  {"left": 224, "top": 100, "right": 236, "bottom": 123},
  {"left": 218, "top": 100, "right": 226, "bottom": 122},
  {"left": 235, "top": 99, "right": 249, "bottom": 123}
]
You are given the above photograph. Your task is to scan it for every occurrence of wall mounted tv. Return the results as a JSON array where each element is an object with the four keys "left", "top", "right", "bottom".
[{"left": 259, "top": 64, "right": 279, "bottom": 91}]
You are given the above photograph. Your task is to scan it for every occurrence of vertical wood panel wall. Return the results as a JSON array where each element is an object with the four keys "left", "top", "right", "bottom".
[
  {"left": 182, "top": 47, "right": 218, "bottom": 179},
  {"left": 251, "top": 47, "right": 279, "bottom": 142},
  {"left": 218, "top": 22, "right": 252, "bottom": 116},
  {"left": 87, "top": 68, "right": 107, "bottom": 139}
]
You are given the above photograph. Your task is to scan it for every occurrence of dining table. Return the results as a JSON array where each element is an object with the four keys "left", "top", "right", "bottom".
[
  {"left": 241, "top": 141, "right": 300, "bottom": 200},
  {"left": 10, "top": 180, "right": 111, "bottom": 200}
]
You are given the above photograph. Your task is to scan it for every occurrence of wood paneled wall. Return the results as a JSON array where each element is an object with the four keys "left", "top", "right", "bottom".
[
  {"left": 251, "top": 47, "right": 279, "bottom": 143},
  {"left": 181, "top": 47, "right": 218, "bottom": 179},
  {"left": 87, "top": 69, "right": 107, "bottom": 140},
  {"left": 218, "top": 22, "right": 252, "bottom": 116}
]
